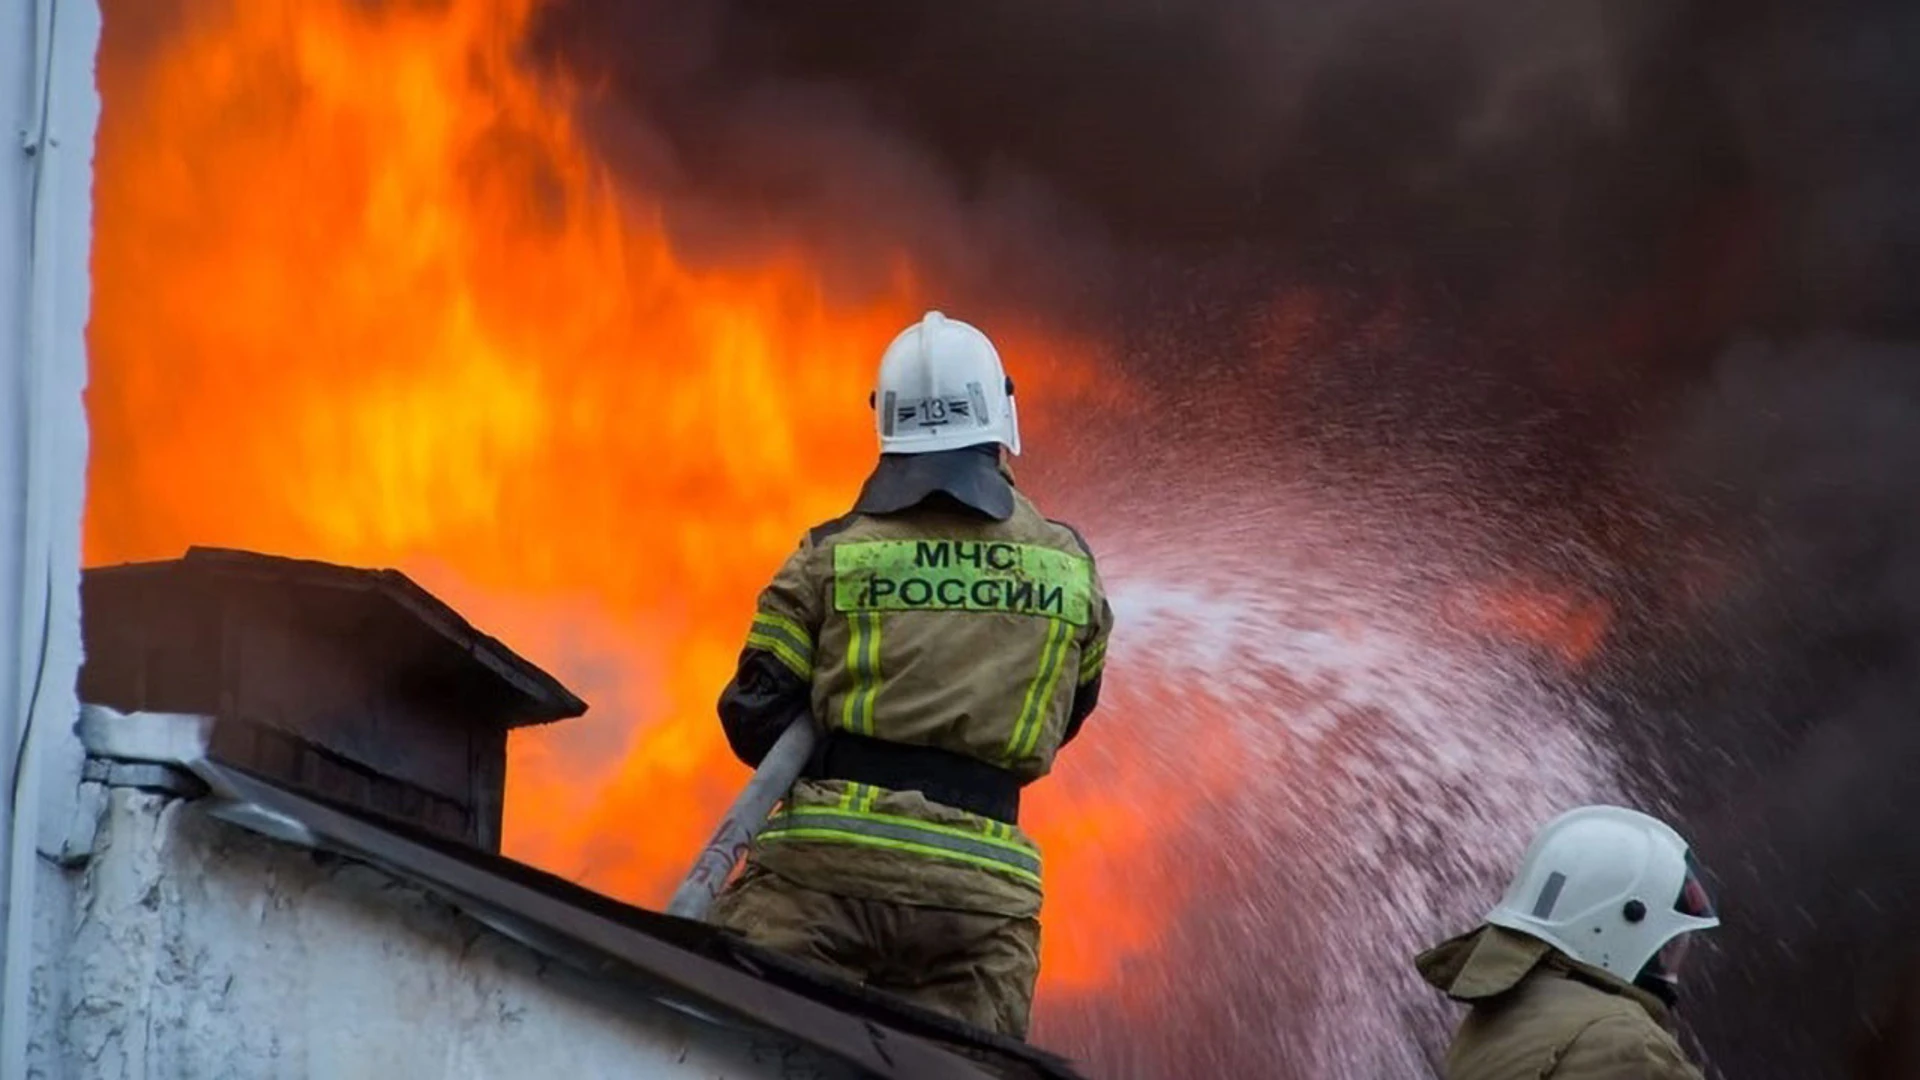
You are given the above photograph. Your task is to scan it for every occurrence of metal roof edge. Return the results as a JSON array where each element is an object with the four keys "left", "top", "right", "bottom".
[
  {"left": 190, "top": 761, "right": 1039, "bottom": 1080},
  {"left": 70, "top": 707, "right": 1080, "bottom": 1080}
]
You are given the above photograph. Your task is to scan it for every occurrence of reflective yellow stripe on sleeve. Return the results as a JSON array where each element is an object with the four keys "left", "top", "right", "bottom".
[
  {"left": 747, "top": 612, "right": 814, "bottom": 680},
  {"left": 1078, "top": 634, "right": 1108, "bottom": 686},
  {"left": 754, "top": 612, "right": 813, "bottom": 651}
]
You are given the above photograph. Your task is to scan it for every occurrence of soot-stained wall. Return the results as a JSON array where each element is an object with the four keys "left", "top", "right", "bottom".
[{"left": 26, "top": 787, "right": 850, "bottom": 1080}]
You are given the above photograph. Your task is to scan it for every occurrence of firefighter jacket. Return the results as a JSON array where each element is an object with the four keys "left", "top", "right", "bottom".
[
  {"left": 1416, "top": 925, "right": 1707, "bottom": 1080},
  {"left": 718, "top": 446, "right": 1114, "bottom": 917}
]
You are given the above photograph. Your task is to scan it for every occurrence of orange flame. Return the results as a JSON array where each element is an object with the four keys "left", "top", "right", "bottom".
[
  {"left": 1446, "top": 579, "right": 1613, "bottom": 667},
  {"left": 87, "top": 0, "right": 1149, "bottom": 993}
]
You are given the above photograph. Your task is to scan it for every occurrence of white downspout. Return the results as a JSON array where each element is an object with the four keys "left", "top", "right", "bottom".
[{"left": 1, "top": 1, "right": 99, "bottom": 1076}]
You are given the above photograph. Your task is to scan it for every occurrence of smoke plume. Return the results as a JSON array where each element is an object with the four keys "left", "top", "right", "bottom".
[{"left": 525, "top": 0, "right": 1918, "bottom": 1076}]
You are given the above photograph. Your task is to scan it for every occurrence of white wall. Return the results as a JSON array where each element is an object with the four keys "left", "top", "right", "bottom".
[
  {"left": 2, "top": 1, "right": 102, "bottom": 1076},
  {"left": 29, "top": 787, "right": 856, "bottom": 1080}
]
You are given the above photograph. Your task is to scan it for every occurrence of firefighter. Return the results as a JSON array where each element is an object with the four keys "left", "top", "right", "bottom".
[
  {"left": 1415, "top": 805, "right": 1721, "bottom": 1079},
  {"left": 709, "top": 311, "right": 1114, "bottom": 1039}
]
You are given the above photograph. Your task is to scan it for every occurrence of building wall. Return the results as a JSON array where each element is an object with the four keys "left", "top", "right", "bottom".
[
  {"left": 28, "top": 787, "right": 857, "bottom": 1080},
  {"left": 2, "top": 1, "right": 103, "bottom": 1075}
]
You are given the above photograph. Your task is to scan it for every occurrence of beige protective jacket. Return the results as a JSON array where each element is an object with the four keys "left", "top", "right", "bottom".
[
  {"left": 718, "top": 448, "right": 1114, "bottom": 916},
  {"left": 1417, "top": 926, "right": 1707, "bottom": 1080}
]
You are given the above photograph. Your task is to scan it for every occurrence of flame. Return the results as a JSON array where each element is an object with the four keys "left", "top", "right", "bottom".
[
  {"left": 1446, "top": 579, "right": 1613, "bottom": 667},
  {"left": 87, "top": 0, "right": 1138, "bottom": 991}
]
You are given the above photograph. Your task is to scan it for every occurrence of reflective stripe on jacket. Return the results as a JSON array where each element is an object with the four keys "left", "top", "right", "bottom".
[
  {"left": 760, "top": 780, "right": 1042, "bottom": 886},
  {"left": 747, "top": 778, "right": 1044, "bottom": 916},
  {"left": 717, "top": 460, "right": 1112, "bottom": 912},
  {"left": 748, "top": 493, "right": 1111, "bottom": 775}
]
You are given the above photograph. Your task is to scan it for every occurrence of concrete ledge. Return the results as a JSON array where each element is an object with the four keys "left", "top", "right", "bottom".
[{"left": 75, "top": 705, "right": 212, "bottom": 767}]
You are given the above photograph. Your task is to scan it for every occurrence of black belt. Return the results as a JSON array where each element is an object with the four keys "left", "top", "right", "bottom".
[{"left": 804, "top": 733, "right": 1023, "bottom": 826}]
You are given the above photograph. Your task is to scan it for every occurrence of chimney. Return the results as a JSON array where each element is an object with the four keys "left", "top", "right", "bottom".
[{"left": 77, "top": 547, "right": 586, "bottom": 851}]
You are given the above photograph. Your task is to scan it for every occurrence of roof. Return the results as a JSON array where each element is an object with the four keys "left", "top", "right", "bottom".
[
  {"left": 82, "top": 547, "right": 585, "bottom": 728},
  {"left": 82, "top": 708, "right": 1085, "bottom": 1080}
]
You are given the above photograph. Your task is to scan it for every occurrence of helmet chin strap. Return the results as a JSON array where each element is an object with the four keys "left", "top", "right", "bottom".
[{"left": 1635, "top": 957, "right": 1682, "bottom": 1009}]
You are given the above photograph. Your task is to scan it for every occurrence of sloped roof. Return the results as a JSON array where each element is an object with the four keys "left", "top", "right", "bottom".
[{"left": 117, "top": 717, "right": 1086, "bottom": 1080}]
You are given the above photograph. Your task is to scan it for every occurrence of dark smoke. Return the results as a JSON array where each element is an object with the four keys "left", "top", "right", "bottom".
[
  {"left": 525, "top": 0, "right": 1919, "bottom": 1076},
  {"left": 526, "top": 0, "right": 1754, "bottom": 340},
  {"left": 1601, "top": 337, "right": 1920, "bottom": 1080},
  {"left": 523, "top": 0, "right": 1779, "bottom": 529}
]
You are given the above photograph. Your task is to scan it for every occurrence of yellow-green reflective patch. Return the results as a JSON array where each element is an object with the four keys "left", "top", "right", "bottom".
[
  {"left": 1078, "top": 634, "right": 1109, "bottom": 685},
  {"left": 832, "top": 539, "right": 1092, "bottom": 626},
  {"left": 746, "top": 632, "right": 811, "bottom": 679}
]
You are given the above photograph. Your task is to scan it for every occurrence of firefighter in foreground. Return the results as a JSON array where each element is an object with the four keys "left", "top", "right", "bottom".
[
  {"left": 1416, "top": 805, "right": 1721, "bottom": 1079},
  {"left": 710, "top": 311, "right": 1114, "bottom": 1038}
]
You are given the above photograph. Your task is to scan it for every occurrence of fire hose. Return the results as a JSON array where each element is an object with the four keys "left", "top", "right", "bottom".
[{"left": 665, "top": 718, "right": 818, "bottom": 920}]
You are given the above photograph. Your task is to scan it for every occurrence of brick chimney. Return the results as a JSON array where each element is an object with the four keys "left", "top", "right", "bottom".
[{"left": 77, "top": 547, "right": 586, "bottom": 851}]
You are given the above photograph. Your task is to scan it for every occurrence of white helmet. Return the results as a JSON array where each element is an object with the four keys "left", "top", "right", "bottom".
[
  {"left": 872, "top": 311, "right": 1021, "bottom": 456},
  {"left": 1486, "top": 805, "right": 1720, "bottom": 982}
]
